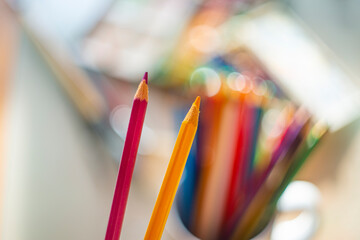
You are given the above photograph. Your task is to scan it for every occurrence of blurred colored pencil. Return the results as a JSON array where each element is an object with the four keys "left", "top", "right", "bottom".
[
  {"left": 223, "top": 91, "right": 251, "bottom": 222},
  {"left": 105, "top": 73, "right": 149, "bottom": 240},
  {"left": 194, "top": 92, "right": 225, "bottom": 236},
  {"left": 197, "top": 94, "right": 240, "bottom": 239},
  {"left": 247, "top": 93, "right": 265, "bottom": 179},
  {"left": 144, "top": 97, "right": 200, "bottom": 240}
]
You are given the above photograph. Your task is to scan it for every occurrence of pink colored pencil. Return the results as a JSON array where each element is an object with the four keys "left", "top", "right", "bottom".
[{"left": 105, "top": 73, "right": 149, "bottom": 240}]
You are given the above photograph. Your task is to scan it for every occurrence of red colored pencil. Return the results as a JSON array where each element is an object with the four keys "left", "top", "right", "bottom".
[
  {"left": 223, "top": 93, "right": 249, "bottom": 222},
  {"left": 105, "top": 73, "right": 149, "bottom": 240}
]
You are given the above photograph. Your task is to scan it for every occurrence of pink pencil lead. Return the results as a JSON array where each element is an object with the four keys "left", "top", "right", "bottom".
[{"left": 143, "top": 72, "right": 148, "bottom": 84}]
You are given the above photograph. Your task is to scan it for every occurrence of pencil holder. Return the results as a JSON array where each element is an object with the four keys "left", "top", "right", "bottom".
[{"left": 172, "top": 64, "right": 327, "bottom": 239}]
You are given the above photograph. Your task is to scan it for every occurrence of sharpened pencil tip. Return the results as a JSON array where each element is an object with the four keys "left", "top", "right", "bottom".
[
  {"left": 193, "top": 96, "right": 201, "bottom": 109},
  {"left": 184, "top": 97, "right": 200, "bottom": 126},
  {"left": 135, "top": 79, "right": 149, "bottom": 101},
  {"left": 143, "top": 72, "right": 148, "bottom": 84},
  {"left": 312, "top": 122, "right": 328, "bottom": 138}
]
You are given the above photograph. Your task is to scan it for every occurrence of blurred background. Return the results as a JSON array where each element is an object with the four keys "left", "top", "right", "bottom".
[{"left": 1, "top": 0, "right": 360, "bottom": 239}]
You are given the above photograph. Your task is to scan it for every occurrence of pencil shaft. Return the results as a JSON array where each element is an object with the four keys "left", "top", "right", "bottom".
[
  {"left": 145, "top": 124, "right": 196, "bottom": 239},
  {"left": 145, "top": 99, "right": 199, "bottom": 240},
  {"left": 194, "top": 96, "right": 224, "bottom": 236},
  {"left": 248, "top": 106, "right": 263, "bottom": 178},
  {"left": 105, "top": 99, "right": 147, "bottom": 240},
  {"left": 197, "top": 99, "right": 239, "bottom": 239},
  {"left": 223, "top": 96, "right": 247, "bottom": 222}
]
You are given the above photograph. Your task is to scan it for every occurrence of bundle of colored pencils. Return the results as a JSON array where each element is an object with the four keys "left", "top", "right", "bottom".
[
  {"left": 176, "top": 65, "right": 328, "bottom": 240},
  {"left": 104, "top": 68, "right": 326, "bottom": 240}
]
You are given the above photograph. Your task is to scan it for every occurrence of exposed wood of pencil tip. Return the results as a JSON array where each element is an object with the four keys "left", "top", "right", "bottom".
[
  {"left": 134, "top": 75, "right": 148, "bottom": 101},
  {"left": 184, "top": 96, "right": 200, "bottom": 126}
]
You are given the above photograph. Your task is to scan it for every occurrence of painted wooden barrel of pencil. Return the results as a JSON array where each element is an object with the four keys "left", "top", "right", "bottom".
[{"left": 173, "top": 62, "right": 328, "bottom": 240}]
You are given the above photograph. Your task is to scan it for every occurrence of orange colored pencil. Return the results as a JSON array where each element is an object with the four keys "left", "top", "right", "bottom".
[
  {"left": 105, "top": 73, "right": 148, "bottom": 240},
  {"left": 144, "top": 97, "right": 200, "bottom": 240}
]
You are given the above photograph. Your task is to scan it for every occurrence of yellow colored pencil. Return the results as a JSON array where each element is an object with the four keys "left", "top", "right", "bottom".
[{"left": 144, "top": 97, "right": 200, "bottom": 240}]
